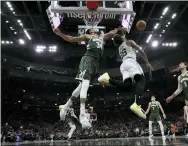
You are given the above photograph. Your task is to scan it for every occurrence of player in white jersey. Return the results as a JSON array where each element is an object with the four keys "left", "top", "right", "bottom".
[
  {"left": 98, "top": 31, "right": 153, "bottom": 119},
  {"left": 59, "top": 106, "right": 82, "bottom": 139}
]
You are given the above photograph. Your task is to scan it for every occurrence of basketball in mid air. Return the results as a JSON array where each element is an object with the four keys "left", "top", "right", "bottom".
[{"left": 136, "top": 20, "right": 146, "bottom": 31}]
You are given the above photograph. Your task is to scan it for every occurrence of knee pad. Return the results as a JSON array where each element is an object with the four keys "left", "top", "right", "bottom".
[
  {"left": 123, "top": 78, "right": 133, "bottom": 91},
  {"left": 80, "top": 80, "right": 90, "bottom": 99},
  {"left": 72, "top": 82, "right": 82, "bottom": 98}
]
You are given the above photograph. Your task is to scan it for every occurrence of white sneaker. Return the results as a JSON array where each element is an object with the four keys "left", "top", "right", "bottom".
[
  {"left": 59, "top": 105, "right": 70, "bottom": 121},
  {"left": 162, "top": 135, "right": 166, "bottom": 140},
  {"left": 98, "top": 72, "right": 110, "bottom": 84},
  {"left": 79, "top": 113, "right": 92, "bottom": 129},
  {"left": 186, "top": 134, "right": 188, "bottom": 137},
  {"left": 149, "top": 134, "right": 153, "bottom": 139}
]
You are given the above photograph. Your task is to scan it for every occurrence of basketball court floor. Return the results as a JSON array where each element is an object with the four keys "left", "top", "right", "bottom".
[{"left": 2, "top": 136, "right": 188, "bottom": 146}]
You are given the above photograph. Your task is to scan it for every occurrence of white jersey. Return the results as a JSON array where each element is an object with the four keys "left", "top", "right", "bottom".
[{"left": 119, "top": 41, "right": 136, "bottom": 61}]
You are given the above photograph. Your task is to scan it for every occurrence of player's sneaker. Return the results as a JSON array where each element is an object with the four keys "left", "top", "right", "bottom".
[
  {"left": 186, "top": 133, "right": 188, "bottom": 137},
  {"left": 79, "top": 113, "right": 92, "bottom": 129},
  {"left": 98, "top": 72, "right": 110, "bottom": 84},
  {"left": 162, "top": 135, "right": 166, "bottom": 140},
  {"left": 130, "top": 103, "right": 146, "bottom": 119},
  {"left": 59, "top": 105, "right": 70, "bottom": 121}
]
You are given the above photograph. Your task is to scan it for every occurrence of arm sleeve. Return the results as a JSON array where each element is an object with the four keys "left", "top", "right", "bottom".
[{"left": 174, "top": 76, "right": 183, "bottom": 95}]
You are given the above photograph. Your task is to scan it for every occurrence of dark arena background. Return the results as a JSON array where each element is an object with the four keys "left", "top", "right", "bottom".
[{"left": 1, "top": 1, "right": 188, "bottom": 146}]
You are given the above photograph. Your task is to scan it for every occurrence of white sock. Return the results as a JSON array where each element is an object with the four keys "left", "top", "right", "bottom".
[
  {"left": 65, "top": 99, "right": 72, "bottom": 107},
  {"left": 80, "top": 102, "right": 85, "bottom": 115}
]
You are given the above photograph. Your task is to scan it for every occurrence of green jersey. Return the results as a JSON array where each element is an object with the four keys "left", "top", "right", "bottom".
[
  {"left": 84, "top": 35, "right": 104, "bottom": 60},
  {"left": 150, "top": 102, "right": 160, "bottom": 114},
  {"left": 179, "top": 71, "right": 188, "bottom": 94}
]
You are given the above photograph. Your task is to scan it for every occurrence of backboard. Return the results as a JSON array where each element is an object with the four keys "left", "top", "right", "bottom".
[{"left": 48, "top": 1, "right": 136, "bottom": 33}]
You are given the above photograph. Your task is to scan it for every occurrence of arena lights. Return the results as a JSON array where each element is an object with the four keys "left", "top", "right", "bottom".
[
  {"left": 171, "top": 13, "right": 177, "bottom": 19},
  {"left": 35, "top": 45, "right": 46, "bottom": 53},
  {"left": 151, "top": 40, "right": 159, "bottom": 48},
  {"left": 6, "top": 2, "right": 14, "bottom": 12},
  {"left": 146, "top": 34, "right": 152, "bottom": 43},
  {"left": 49, "top": 45, "right": 57, "bottom": 52},
  {"left": 19, "top": 39, "right": 25, "bottom": 45},
  {"left": 154, "top": 23, "right": 159, "bottom": 30},
  {"left": 2, "top": 40, "right": 13, "bottom": 44},
  {"left": 162, "top": 7, "right": 169, "bottom": 15},
  {"left": 162, "top": 42, "right": 177, "bottom": 47},
  {"left": 24, "top": 29, "right": 31, "bottom": 40}
]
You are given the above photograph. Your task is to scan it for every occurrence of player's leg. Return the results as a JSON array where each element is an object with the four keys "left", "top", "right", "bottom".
[
  {"left": 127, "top": 59, "right": 146, "bottom": 118},
  {"left": 67, "top": 122, "right": 76, "bottom": 139},
  {"left": 148, "top": 121, "right": 153, "bottom": 139},
  {"left": 131, "top": 60, "right": 145, "bottom": 96},
  {"left": 59, "top": 82, "right": 82, "bottom": 121},
  {"left": 157, "top": 115, "right": 166, "bottom": 139},
  {"left": 98, "top": 60, "right": 133, "bottom": 92},
  {"left": 78, "top": 56, "right": 94, "bottom": 129}
]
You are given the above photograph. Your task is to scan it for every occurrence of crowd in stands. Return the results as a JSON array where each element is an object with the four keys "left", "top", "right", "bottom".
[{"left": 1, "top": 111, "right": 187, "bottom": 142}]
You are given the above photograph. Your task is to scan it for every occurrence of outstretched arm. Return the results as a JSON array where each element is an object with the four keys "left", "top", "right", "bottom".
[
  {"left": 166, "top": 76, "right": 183, "bottom": 103},
  {"left": 102, "top": 27, "right": 127, "bottom": 40},
  {"left": 145, "top": 102, "right": 151, "bottom": 115},
  {"left": 128, "top": 40, "right": 153, "bottom": 71},
  {"left": 184, "top": 106, "right": 187, "bottom": 120},
  {"left": 54, "top": 28, "right": 90, "bottom": 42}
]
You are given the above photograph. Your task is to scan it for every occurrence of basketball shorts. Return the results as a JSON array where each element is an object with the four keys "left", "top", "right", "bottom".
[
  {"left": 120, "top": 58, "right": 144, "bottom": 81},
  {"left": 149, "top": 114, "right": 161, "bottom": 122},
  {"left": 75, "top": 56, "right": 99, "bottom": 81}
]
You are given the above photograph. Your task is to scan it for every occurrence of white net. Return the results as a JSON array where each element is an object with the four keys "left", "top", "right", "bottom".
[{"left": 83, "top": 12, "right": 103, "bottom": 27}]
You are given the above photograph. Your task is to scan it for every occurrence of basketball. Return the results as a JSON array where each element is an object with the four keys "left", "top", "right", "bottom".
[{"left": 136, "top": 20, "right": 146, "bottom": 31}]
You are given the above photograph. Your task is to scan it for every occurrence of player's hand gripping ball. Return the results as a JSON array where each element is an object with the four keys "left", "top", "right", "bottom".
[{"left": 136, "top": 20, "right": 146, "bottom": 31}]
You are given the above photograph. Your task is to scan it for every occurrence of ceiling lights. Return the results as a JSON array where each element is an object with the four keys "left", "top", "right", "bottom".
[
  {"left": 49, "top": 46, "right": 57, "bottom": 52},
  {"left": 1, "top": 40, "right": 13, "bottom": 44},
  {"left": 162, "top": 7, "right": 169, "bottom": 15},
  {"left": 154, "top": 23, "right": 159, "bottom": 30},
  {"left": 24, "top": 29, "right": 31, "bottom": 40},
  {"left": 146, "top": 34, "right": 152, "bottom": 43},
  {"left": 151, "top": 40, "right": 159, "bottom": 48},
  {"left": 171, "top": 13, "right": 177, "bottom": 19},
  {"left": 162, "top": 42, "right": 177, "bottom": 47},
  {"left": 19, "top": 39, "right": 25, "bottom": 45}
]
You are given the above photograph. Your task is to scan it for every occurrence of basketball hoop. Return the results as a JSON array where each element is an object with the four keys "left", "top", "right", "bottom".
[
  {"left": 83, "top": 0, "right": 102, "bottom": 27},
  {"left": 83, "top": 12, "right": 103, "bottom": 27}
]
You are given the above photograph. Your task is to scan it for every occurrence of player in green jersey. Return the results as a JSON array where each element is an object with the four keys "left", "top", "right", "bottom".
[
  {"left": 166, "top": 62, "right": 188, "bottom": 136},
  {"left": 145, "top": 96, "right": 166, "bottom": 139},
  {"left": 54, "top": 27, "right": 124, "bottom": 129},
  {"left": 166, "top": 62, "right": 188, "bottom": 102}
]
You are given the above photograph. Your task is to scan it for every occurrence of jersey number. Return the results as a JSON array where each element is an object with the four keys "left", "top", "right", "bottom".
[{"left": 96, "top": 42, "right": 103, "bottom": 49}]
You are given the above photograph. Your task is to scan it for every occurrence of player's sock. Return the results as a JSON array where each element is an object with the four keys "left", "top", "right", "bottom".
[
  {"left": 80, "top": 102, "right": 86, "bottom": 115},
  {"left": 109, "top": 78, "right": 132, "bottom": 92}
]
